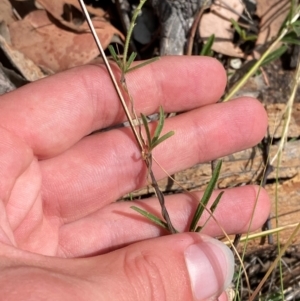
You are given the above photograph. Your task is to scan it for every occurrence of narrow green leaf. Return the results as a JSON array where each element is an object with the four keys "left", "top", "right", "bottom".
[
  {"left": 230, "top": 18, "right": 243, "bottom": 36},
  {"left": 152, "top": 106, "right": 165, "bottom": 144},
  {"left": 131, "top": 206, "right": 168, "bottom": 229},
  {"left": 293, "top": 20, "right": 300, "bottom": 26},
  {"left": 243, "top": 34, "right": 257, "bottom": 41},
  {"left": 125, "top": 52, "right": 137, "bottom": 72},
  {"left": 126, "top": 57, "right": 160, "bottom": 73},
  {"left": 261, "top": 45, "right": 288, "bottom": 66},
  {"left": 282, "top": 36, "right": 300, "bottom": 45},
  {"left": 197, "top": 191, "right": 225, "bottom": 232},
  {"left": 108, "top": 45, "right": 122, "bottom": 69},
  {"left": 230, "top": 19, "right": 257, "bottom": 42},
  {"left": 292, "top": 20, "right": 300, "bottom": 27},
  {"left": 210, "top": 191, "right": 224, "bottom": 213},
  {"left": 141, "top": 113, "right": 152, "bottom": 148},
  {"left": 200, "top": 34, "right": 215, "bottom": 56},
  {"left": 293, "top": 24, "right": 300, "bottom": 37},
  {"left": 151, "top": 131, "right": 175, "bottom": 149},
  {"left": 108, "top": 45, "right": 118, "bottom": 60},
  {"left": 189, "top": 160, "right": 222, "bottom": 232},
  {"left": 282, "top": 31, "right": 300, "bottom": 45}
]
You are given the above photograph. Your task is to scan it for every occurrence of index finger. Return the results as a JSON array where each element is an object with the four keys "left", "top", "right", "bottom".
[{"left": 0, "top": 56, "right": 226, "bottom": 158}]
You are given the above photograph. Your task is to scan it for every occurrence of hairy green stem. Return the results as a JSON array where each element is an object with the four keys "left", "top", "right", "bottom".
[
  {"left": 123, "top": 0, "right": 147, "bottom": 70},
  {"left": 78, "top": 0, "right": 144, "bottom": 152}
]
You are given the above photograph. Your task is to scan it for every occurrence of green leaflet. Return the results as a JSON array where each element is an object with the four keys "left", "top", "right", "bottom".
[{"left": 131, "top": 206, "right": 169, "bottom": 229}]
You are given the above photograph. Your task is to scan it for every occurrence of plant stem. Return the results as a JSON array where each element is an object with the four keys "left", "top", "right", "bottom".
[
  {"left": 223, "top": 35, "right": 283, "bottom": 102},
  {"left": 79, "top": 0, "right": 176, "bottom": 234},
  {"left": 78, "top": 0, "right": 144, "bottom": 152},
  {"left": 123, "top": 0, "right": 147, "bottom": 70},
  {"left": 223, "top": 5, "right": 300, "bottom": 102},
  {"left": 146, "top": 155, "right": 177, "bottom": 234}
]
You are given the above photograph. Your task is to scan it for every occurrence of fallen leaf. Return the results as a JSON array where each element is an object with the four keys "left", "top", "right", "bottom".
[
  {"left": 0, "top": 64, "right": 17, "bottom": 94},
  {"left": 36, "top": 0, "right": 107, "bottom": 31},
  {"left": 8, "top": 10, "right": 122, "bottom": 72},
  {"left": 199, "top": 0, "right": 244, "bottom": 57},
  {"left": 256, "top": 0, "right": 290, "bottom": 49},
  {"left": 0, "top": 0, "right": 15, "bottom": 25},
  {"left": 0, "top": 34, "right": 45, "bottom": 81}
]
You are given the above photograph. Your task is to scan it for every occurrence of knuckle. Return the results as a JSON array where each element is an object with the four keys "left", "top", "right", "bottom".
[{"left": 123, "top": 249, "right": 168, "bottom": 301}]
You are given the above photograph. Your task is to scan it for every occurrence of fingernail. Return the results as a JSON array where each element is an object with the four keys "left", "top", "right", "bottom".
[{"left": 184, "top": 235, "right": 234, "bottom": 300}]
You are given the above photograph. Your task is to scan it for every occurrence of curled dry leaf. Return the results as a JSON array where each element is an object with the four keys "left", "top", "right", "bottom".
[
  {"left": 8, "top": 10, "right": 123, "bottom": 72},
  {"left": 0, "top": 0, "right": 15, "bottom": 26},
  {"left": 0, "top": 65, "right": 16, "bottom": 94},
  {"left": 199, "top": 0, "right": 244, "bottom": 57},
  {"left": 256, "top": 0, "right": 290, "bottom": 51},
  {"left": 0, "top": 31, "right": 44, "bottom": 82},
  {"left": 36, "top": 0, "right": 107, "bottom": 31}
]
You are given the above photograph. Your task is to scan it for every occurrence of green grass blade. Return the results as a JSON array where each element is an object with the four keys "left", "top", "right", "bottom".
[
  {"left": 152, "top": 106, "right": 165, "bottom": 143},
  {"left": 141, "top": 113, "right": 152, "bottom": 148},
  {"left": 261, "top": 45, "right": 288, "bottom": 66},
  {"left": 210, "top": 191, "right": 224, "bottom": 213},
  {"left": 126, "top": 57, "right": 160, "bottom": 74},
  {"left": 200, "top": 34, "right": 215, "bottom": 56},
  {"left": 131, "top": 206, "right": 168, "bottom": 229},
  {"left": 151, "top": 131, "right": 175, "bottom": 149},
  {"left": 125, "top": 52, "right": 137, "bottom": 72},
  {"left": 189, "top": 160, "right": 222, "bottom": 232},
  {"left": 195, "top": 192, "right": 224, "bottom": 233}
]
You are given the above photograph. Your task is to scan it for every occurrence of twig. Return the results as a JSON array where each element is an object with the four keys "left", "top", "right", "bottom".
[{"left": 186, "top": 1, "right": 211, "bottom": 55}]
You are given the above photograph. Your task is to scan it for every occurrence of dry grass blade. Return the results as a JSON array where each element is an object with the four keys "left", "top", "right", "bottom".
[
  {"left": 249, "top": 222, "right": 300, "bottom": 301},
  {"left": 223, "top": 3, "right": 300, "bottom": 102},
  {"left": 270, "top": 51, "right": 300, "bottom": 165},
  {"left": 78, "top": 0, "right": 144, "bottom": 152}
]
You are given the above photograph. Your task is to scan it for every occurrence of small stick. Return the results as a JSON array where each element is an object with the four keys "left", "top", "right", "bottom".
[{"left": 186, "top": 1, "right": 211, "bottom": 55}]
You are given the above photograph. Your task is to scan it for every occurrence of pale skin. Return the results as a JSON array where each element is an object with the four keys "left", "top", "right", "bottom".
[{"left": 0, "top": 56, "right": 270, "bottom": 300}]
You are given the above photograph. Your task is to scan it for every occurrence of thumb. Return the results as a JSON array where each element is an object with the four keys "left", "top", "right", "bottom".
[{"left": 97, "top": 233, "right": 234, "bottom": 301}]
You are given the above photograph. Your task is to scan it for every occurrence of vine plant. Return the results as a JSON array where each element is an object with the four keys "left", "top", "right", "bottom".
[{"left": 78, "top": 0, "right": 223, "bottom": 235}]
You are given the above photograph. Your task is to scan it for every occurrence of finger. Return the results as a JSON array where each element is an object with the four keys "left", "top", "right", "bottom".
[
  {"left": 2, "top": 233, "right": 233, "bottom": 301},
  {"left": 91, "top": 233, "right": 234, "bottom": 301},
  {"left": 0, "top": 56, "right": 226, "bottom": 158},
  {"left": 57, "top": 186, "right": 270, "bottom": 257},
  {"left": 42, "top": 97, "right": 267, "bottom": 219},
  {"left": 0, "top": 127, "right": 34, "bottom": 245}
]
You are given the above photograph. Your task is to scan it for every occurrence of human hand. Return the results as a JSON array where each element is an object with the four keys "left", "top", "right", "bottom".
[{"left": 0, "top": 56, "right": 270, "bottom": 300}]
